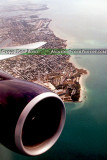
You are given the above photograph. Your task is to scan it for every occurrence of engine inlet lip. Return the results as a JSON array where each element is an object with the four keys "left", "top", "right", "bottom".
[{"left": 15, "top": 92, "right": 65, "bottom": 156}]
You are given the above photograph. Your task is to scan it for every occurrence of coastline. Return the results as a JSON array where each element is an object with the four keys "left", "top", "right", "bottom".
[
  {"left": 48, "top": 20, "right": 89, "bottom": 102},
  {"left": 42, "top": 4, "right": 89, "bottom": 102},
  {"left": 69, "top": 55, "right": 89, "bottom": 102}
]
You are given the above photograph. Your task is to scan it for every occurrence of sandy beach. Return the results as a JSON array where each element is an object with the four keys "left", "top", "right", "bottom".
[{"left": 69, "top": 55, "right": 89, "bottom": 102}]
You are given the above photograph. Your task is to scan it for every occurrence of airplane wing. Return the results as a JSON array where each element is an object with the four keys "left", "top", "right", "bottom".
[{"left": 0, "top": 42, "right": 46, "bottom": 60}]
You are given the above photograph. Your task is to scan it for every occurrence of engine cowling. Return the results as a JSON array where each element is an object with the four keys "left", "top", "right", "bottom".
[{"left": 0, "top": 71, "right": 65, "bottom": 156}]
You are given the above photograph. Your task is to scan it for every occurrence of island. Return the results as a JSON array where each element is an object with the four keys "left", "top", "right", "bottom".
[{"left": 0, "top": 3, "right": 87, "bottom": 102}]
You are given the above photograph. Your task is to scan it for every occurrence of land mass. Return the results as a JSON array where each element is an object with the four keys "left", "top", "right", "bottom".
[
  {"left": 0, "top": 4, "right": 66, "bottom": 48},
  {"left": 0, "top": 3, "right": 87, "bottom": 102}
]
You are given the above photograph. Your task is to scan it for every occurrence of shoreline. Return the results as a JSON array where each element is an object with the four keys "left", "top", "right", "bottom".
[
  {"left": 43, "top": 6, "right": 89, "bottom": 102},
  {"left": 48, "top": 21, "right": 89, "bottom": 102},
  {"left": 69, "top": 55, "right": 89, "bottom": 102}
]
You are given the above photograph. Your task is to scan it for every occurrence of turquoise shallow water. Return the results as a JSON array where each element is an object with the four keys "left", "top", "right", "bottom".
[{"left": 1, "top": 55, "right": 107, "bottom": 160}]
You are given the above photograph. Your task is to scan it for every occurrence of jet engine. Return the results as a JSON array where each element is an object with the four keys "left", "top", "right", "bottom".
[{"left": 0, "top": 71, "right": 65, "bottom": 156}]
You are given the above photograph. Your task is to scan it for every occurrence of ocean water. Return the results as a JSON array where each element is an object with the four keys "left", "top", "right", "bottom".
[
  {"left": 1, "top": 55, "right": 107, "bottom": 160},
  {"left": 38, "top": 0, "right": 107, "bottom": 48},
  {"left": 1, "top": 1, "right": 107, "bottom": 160}
]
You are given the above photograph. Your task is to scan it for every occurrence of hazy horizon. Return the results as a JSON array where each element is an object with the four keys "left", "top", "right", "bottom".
[{"left": 1, "top": 0, "right": 107, "bottom": 48}]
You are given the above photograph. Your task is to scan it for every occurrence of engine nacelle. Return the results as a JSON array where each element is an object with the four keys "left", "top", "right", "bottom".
[{"left": 0, "top": 71, "right": 65, "bottom": 156}]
